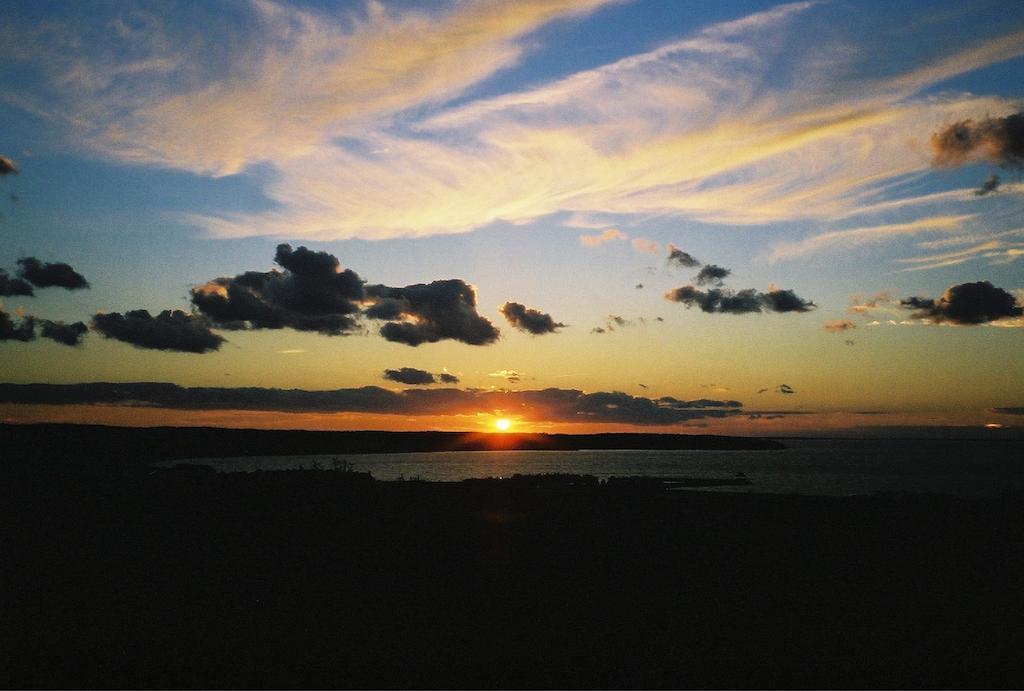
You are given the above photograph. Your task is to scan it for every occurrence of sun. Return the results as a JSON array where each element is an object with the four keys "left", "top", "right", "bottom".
[{"left": 495, "top": 418, "right": 512, "bottom": 432}]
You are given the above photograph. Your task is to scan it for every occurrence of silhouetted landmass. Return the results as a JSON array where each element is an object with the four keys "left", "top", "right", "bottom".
[
  {"left": 3, "top": 424, "right": 1023, "bottom": 688},
  {"left": 0, "top": 423, "right": 782, "bottom": 468}
]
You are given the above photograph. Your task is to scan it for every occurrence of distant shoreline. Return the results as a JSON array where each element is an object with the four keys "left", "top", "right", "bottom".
[{"left": 1, "top": 422, "right": 783, "bottom": 467}]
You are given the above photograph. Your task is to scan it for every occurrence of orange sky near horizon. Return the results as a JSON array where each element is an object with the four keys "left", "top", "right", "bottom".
[{"left": 3, "top": 403, "right": 1019, "bottom": 437}]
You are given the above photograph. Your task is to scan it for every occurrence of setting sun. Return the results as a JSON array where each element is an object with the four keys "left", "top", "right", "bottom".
[{"left": 495, "top": 418, "right": 512, "bottom": 432}]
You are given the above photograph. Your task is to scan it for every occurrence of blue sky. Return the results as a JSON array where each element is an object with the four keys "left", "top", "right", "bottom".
[{"left": 1, "top": 0, "right": 1022, "bottom": 433}]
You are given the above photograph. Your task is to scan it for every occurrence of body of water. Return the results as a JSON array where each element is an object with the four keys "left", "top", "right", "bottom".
[{"left": 166, "top": 437, "right": 1024, "bottom": 497}]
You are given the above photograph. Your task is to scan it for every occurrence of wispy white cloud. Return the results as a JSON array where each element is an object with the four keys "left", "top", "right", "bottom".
[
  {"left": 8, "top": 1, "right": 1024, "bottom": 244},
  {"left": 832, "top": 182, "right": 1024, "bottom": 221},
  {"left": 767, "top": 215, "right": 974, "bottom": 262},
  {"left": 883, "top": 30, "right": 1024, "bottom": 96},
  {"left": 915, "top": 226, "right": 1024, "bottom": 250},
  {"left": 895, "top": 229, "right": 1024, "bottom": 271},
  {"left": 193, "top": 3, "right": 1022, "bottom": 240},
  {"left": 8, "top": 0, "right": 615, "bottom": 176}
]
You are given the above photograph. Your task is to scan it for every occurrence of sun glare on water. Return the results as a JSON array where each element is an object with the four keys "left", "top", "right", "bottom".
[{"left": 495, "top": 418, "right": 512, "bottom": 432}]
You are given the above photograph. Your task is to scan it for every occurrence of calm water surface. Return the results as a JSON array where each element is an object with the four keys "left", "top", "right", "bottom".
[{"left": 167, "top": 438, "right": 1024, "bottom": 498}]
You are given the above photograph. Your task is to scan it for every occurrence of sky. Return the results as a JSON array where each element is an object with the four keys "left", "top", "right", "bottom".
[{"left": 1, "top": 0, "right": 1022, "bottom": 435}]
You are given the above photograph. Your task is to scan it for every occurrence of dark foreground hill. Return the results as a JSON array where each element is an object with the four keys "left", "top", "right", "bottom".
[{"left": 3, "top": 427, "right": 1023, "bottom": 688}]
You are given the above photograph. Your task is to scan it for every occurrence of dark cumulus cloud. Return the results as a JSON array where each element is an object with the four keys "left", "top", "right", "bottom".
[
  {"left": 555, "top": 391, "right": 742, "bottom": 425},
  {"left": 366, "top": 280, "right": 499, "bottom": 346},
  {"left": 695, "top": 264, "right": 731, "bottom": 286},
  {"left": 0, "top": 269, "right": 34, "bottom": 296},
  {"left": 191, "top": 244, "right": 365, "bottom": 335},
  {"left": 0, "top": 155, "right": 17, "bottom": 176},
  {"left": 17, "top": 257, "right": 89, "bottom": 290},
  {"left": 0, "top": 308, "right": 86, "bottom": 346},
  {"left": 382, "top": 368, "right": 461, "bottom": 385},
  {"left": 0, "top": 309, "right": 35, "bottom": 341},
  {"left": 667, "top": 247, "right": 813, "bottom": 315},
  {"left": 0, "top": 382, "right": 746, "bottom": 426},
  {"left": 39, "top": 319, "right": 88, "bottom": 346},
  {"left": 992, "top": 407, "right": 1024, "bottom": 415},
  {"left": 191, "top": 244, "right": 499, "bottom": 347},
  {"left": 665, "top": 285, "right": 815, "bottom": 314},
  {"left": 975, "top": 174, "right": 1001, "bottom": 196},
  {"left": 931, "top": 111, "right": 1024, "bottom": 168},
  {"left": 667, "top": 244, "right": 701, "bottom": 268},
  {"left": 762, "top": 287, "right": 816, "bottom": 313},
  {"left": 900, "top": 281, "right": 1022, "bottom": 325},
  {"left": 92, "top": 309, "right": 225, "bottom": 353},
  {"left": 500, "top": 301, "right": 565, "bottom": 335},
  {"left": 383, "top": 368, "right": 436, "bottom": 385}
]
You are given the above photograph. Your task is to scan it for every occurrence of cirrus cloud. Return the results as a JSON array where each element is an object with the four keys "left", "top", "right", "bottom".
[
  {"left": 12, "top": 0, "right": 616, "bottom": 177},
  {"left": 10, "top": 3, "right": 1024, "bottom": 242},
  {"left": 767, "top": 215, "right": 973, "bottom": 262}
]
